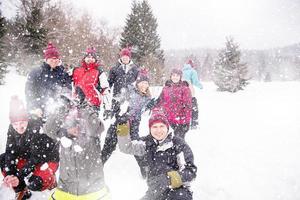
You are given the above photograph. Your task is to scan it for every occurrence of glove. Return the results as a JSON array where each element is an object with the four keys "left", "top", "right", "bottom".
[
  {"left": 145, "top": 98, "right": 158, "bottom": 111},
  {"left": 116, "top": 122, "right": 130, "bottom": 136},
  {"left": 103, "top": 109, "right": 113, "bottom": 120},
  {"left": 167, "top": 171, "right": 183, "bottom": 189}
]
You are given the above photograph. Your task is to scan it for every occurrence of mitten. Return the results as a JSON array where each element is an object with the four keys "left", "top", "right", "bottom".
[
  {"left": 116, "top": 122, "right": 130, "bottom": 136},
  {"left": 167, "top": 170, "right": 182, "bottom": 189}
]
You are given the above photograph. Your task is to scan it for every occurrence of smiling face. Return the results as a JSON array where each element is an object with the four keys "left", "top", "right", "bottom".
[
  {"left": 11, "top": 120, "right": 28, "bottom": 134},
  {"left": 84, "top": 54, "right": 96, "bottom": 64},
  {"left": 137, "top": 80, "right": 149, "bottom": 94},
  {"left": 46, "top": 57, "right": 60, "bottom": 69},
  {"left": 150, "top": 122, "right": 169, "bottom": 141},
  {"left": 121, "top": 55, "right": 130, "bottom": 64},
  {"left": 171, "top": 73, "right": 181, "bottom": 83}
]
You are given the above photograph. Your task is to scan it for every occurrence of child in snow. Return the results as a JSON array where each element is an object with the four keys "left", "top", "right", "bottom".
[
  {"left": 0, "top": 96, "right": 59, "bottom": 200},
  {"left": 116, "top": 109, "right": 197, "bottom": 200},
  {"left": 156, "top": 68, "right": 193, "bottom": 139},
  {"left": 72, "top": 47, "right": 111, "bottom": 112},
  {"left": 182, "top": 59, "right": 203, "bottom": 129},
  {"left": 44, "top": 97, "right": 110, "bottom": 200}
]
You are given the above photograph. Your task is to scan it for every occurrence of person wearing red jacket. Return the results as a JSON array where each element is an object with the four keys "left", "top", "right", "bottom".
[
  {"left": 72, "top": 47, "right": 111, "bottom": 112},
  {"left": 156, "top": 68, "right": 192, "bottom": 139}
]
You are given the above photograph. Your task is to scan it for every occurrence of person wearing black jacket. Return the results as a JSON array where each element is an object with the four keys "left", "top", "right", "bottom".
[
  {"left": 117, "top": 109, "right": 197, "bottom": 200},
  {"left": 25, "top": 42, "right": 72, "bottom": 120},
  {"left": 0, "top": 96, "right": 59, "bottom": 199},
  {"left": 102, "top": 48, "right": 140, "bottom": 163}
]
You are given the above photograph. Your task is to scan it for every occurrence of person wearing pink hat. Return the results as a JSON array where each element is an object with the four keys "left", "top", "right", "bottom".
[
  {"left": 72, "top": 47, "right": 111, "bottom": 112},
  {"left": 116, "top": 108, "right": 197, "bottom": 200},
  {"left": 182, "top": 59, "right": 203, "bottom": 129},
  {"left": 25, "top": 42, "right": 72, "bottom": 120},
  {"left": 0, "top": 96, "right": 59, "bottom": 199},
  {"left": 156, "top": 68, "right": 193, "bottom": 140}
]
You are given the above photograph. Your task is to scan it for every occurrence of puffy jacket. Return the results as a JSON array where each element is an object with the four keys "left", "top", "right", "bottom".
[
  {"left": 44, "top": 106, "right": 106, "bottom": 195},
  {"left": 182, "top": 64, "right": 203, "bottom": 96},
  {"left": 3, "top": 118, "right": 59, "bottom": 178},
  {"left": 108, "top": 59, "right": 139, "bottom": 97},
  {"left": 118, "top": 133, "right": 197, "bottom": 200},
  {"left": 157, "top": 80, "right": 192, "bottom": 125},
  {"left": 73, "top": 62, "right": 109, "bottom": 107},
  {"left": 25, "top": 62, "right": 72, "bottom": 114}
]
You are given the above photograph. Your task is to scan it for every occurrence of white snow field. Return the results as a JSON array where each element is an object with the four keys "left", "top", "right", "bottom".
[{"left": 0, "top": 69, "right": 300, "bottom": 200}]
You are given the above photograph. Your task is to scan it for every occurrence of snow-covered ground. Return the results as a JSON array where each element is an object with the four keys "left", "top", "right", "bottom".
[{"left": 1, "top": 69, "right": 300, "bottom": 200}]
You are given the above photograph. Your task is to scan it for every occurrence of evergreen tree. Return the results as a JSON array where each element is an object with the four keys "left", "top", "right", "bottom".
[
  {"left": 213, "top": 37, "right": 249, "bottom": 92},
  {"left": 120, "top": 0, "right": 164, "bottom": 84},
  {"left": 18, "top": 0, "right": 48, "bottom": 56},
  {"left": 0, "top": 7, "right": 8, "bottom": 85}
]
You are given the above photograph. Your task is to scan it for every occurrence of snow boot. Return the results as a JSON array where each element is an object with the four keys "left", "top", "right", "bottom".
[{"left": 15, "top": 188, "right": 32, "bottom": 200}]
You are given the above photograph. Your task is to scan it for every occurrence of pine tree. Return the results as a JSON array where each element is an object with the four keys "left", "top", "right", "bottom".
[
  {"left": 19, "top": 0, "right": 48, "bottom": 56},
  {"left": 0, "top": 7, "right": 8, "bottom": 85},
  {"left": 213, "top": 37, "right": 249, "bottom": 92},
  {"left": 120, "top": 0, "right": 164, "bottom": 84}
]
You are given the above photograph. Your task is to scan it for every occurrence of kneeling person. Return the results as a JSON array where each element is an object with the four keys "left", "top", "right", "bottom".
[
  {"left": 0, "top": 96, "right": 59, "bottom": 199},
  {"left": 117, "top": 109, "right": 197, "bottom": 200}
]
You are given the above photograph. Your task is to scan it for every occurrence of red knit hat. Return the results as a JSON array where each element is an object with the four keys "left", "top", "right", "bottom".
[
  {"left": 119, "top": 48, "right": 132, "bottom": 58},
  {"left": 187, "top": 59, "right": 195, "bottom": 68},
  {"left": 136, "top": 68, "right": 150, "bottom": 84},
  {"left": 84, "top": 47, "right": 98, "bottom": 60},
  {"left": 9, "top": 96, "right": 28, "bottom": 123},
  {"left": 149, "top": 108, "right": 169, "bottom": 129},
  {"left": 44, "top": 42, "right": 60, "bottom": 59}
]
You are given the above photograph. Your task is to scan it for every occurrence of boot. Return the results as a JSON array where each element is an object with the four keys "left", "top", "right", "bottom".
[{"left": 15, "top": 188, "right": 32, "bottom": 200}]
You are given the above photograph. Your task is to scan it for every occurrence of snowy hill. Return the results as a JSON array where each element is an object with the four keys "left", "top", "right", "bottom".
[{"left": 1, "top": 69, "right": 300, "bottom": 200}]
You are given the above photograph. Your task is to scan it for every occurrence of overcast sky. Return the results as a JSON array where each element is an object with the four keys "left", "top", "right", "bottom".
[{"left": 1, "top": 0, "right": 300, "bottom": 50}]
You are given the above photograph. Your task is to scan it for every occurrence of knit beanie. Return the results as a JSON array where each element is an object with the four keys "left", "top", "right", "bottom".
[
  {"left": 171, "top": 68, "right": 183, "bottom": 77},
  {"left": 119, "top": 48, "right": 132, "bottom": 59},
  {"left": 84, "top": 47, "right": 98, "bottom": 60},
  {"left": 187, "top": 59, "right": 195, "bottom": 68},
  {"left": 136, "top": 69, "right": 150, "bottom": 84},
  {"left": 9, "top": 96, "right": 29, "bottom": 123},
  {"left": 44, "top": 42, "right": 60, "bottom": 60},
  {"left": 148, "top": 108, "right": 169, "bottom": 129}
]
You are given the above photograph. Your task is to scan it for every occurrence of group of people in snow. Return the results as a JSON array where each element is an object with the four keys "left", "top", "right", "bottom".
[{"left": 0, "top": 42, "right": 203, "bottom": 200}]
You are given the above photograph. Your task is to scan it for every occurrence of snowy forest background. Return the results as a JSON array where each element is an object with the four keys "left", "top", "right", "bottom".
[
  {"left": 0, "top": 0, "right": 300, "bottom": 200},
  {"left": 0, "top": 0, "right": 300, "bottom": 87}
]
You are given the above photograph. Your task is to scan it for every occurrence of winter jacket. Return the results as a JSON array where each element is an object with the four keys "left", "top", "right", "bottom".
[
  {"left": 157, "top": 80, "right": 192, "bottom": 125},
  {"left": 116, "top": 85, "right": 152, "bottom": 122},
  {"left": 182, "top": 64, "right": 203, "bottom": 96},
  {"left": 44, "top": 106, "right": 106, "bottom": 196},
  {"left": 25, "top": 62, "right": 72, "bottom": 114},
  {"left": 108, "top": 59, "right": 139, "bottom": 97},
  {"left": 73, "top": 62, "right": 110, "bottom": 107},
  {"left": 118, "top": 133, "right": 197, "bottom": 200},
  {"left": 2, "top": 118, "right": 59, "bottom": 179}
]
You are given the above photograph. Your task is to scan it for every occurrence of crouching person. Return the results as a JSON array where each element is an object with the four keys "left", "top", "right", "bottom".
[
  {"left": 0, "top": 96, "right": 59, "bottom": 200},
  {"left": 44, "top": 99, "right": 110, "bottom": 200},
  {"left": 117, "top": 109, "right": 197, "bottom": 200}
]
